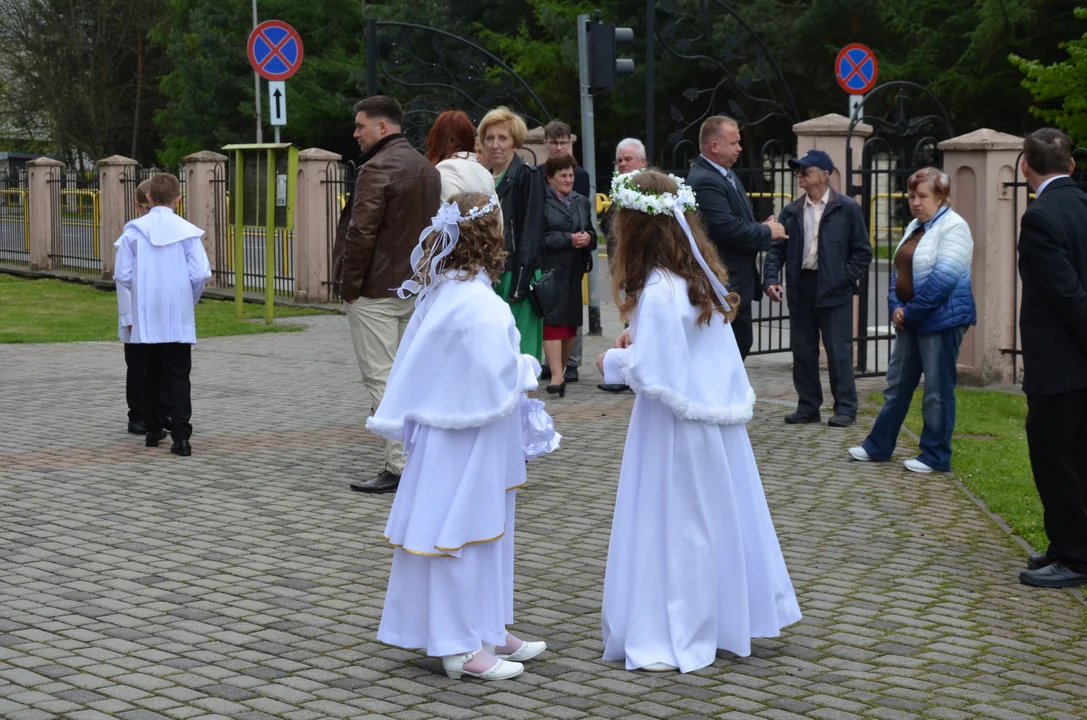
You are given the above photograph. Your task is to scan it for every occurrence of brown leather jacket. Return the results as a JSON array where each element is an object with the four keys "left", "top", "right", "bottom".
[{"left": 332, "top": 135, "right": 441, "bottom": 302}]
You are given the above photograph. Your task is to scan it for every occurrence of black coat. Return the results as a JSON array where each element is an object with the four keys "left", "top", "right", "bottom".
[
  {"left": 541, "top": 189, "right": 594, "bottom": 327},
  {"left": 764, "top": 189, "right": 872, "bottom": 310},
  {"left": 686, "top": 155, "right": 772, "bottom": 308},
  {"left": 1018, "top": 177, "right": 1087, "bottom": 396},
  {"left": 496, "top": 153, "right": 546, "bottom": 299}
]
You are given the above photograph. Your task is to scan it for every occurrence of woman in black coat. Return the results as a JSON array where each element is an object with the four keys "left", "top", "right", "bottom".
[{"left": 541, "top": 154, "right": 594, "bottom": 397}]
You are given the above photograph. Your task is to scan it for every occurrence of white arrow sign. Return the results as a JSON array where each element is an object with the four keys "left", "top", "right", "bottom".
[{"left": 269, "top": 80, "right": 287, "bottom": 126}]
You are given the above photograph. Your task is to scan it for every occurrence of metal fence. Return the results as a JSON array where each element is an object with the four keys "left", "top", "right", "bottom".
[
  {"left": 0, "top": 168, "right": 29, "bottom": 265},
  {"left": 48, "top": 169, "right": 100, "bottom": 273},
  {"left": 323, "top": 160, "right": 357, "bottom": 303},
  {"left": 215, "top": 161, "right": 294, "bottom": 297},
  {"left": 121, "top": 165, "right": 189, "bottom": 222},
  {"left": 1002, "top": 147, "right": 1087, "bottom": 385}
]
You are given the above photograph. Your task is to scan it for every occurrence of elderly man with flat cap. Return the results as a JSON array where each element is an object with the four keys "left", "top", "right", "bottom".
[{"left": 763, "top": 149, "right": 872, "bottom": 427}]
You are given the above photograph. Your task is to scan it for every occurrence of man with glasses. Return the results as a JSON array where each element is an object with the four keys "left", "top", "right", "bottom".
[
  {"left": 539, "top": 120, "right": 591, "bottom": 383},
  {"left": 763, "top": 149, "right": 871, "bottom": 427}
]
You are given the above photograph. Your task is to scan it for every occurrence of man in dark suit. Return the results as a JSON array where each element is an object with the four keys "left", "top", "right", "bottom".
[
  {"left": 764, "top": 150, "right": 872, "bottom": 427},
  {"left": 687, "top": 115, "right": 788, "bottom": 359},
  {"left": 1016, "top": 127, "right": 1087, "bottom": 589}
]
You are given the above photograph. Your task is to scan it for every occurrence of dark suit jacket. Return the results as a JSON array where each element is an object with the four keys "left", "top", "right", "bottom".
[
  {"left": 765, "top": 189, "right": 872, "bottom": 310},
  {"left": 687, "top": 155, "right": 772, "bottom": 308},
  {"left": 1018, "top": 177, "right": 1087, "bottom": 396},
  {"left": 537, "top": 164, "right": 591, "bottom": 199}
]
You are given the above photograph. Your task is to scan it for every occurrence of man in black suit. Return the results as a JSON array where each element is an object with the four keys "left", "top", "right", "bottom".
[
  {"left": 1016, "top": 127, "right": 1087, "bottom": 589},
  {"left": 687, "top": 115, "right": 788, "bottom": 359}
]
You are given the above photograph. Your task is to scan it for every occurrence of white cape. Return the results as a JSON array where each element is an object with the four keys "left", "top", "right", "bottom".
[
  {"left": 367, "top": 271, "right": 542, "bottom": 440},
  {"left": 603, "top": 269, "right": 755, "bottom": 424}
]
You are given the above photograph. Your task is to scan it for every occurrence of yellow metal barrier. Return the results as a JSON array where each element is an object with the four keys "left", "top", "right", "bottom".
[
  {"left": 0, "top": 188, "right": 30, "bottom": 250},
  {"left": 868, "top": 192, "right": 908, "bottom": 249},
  {"left": 60, "top": 189, "right": 101, "bottom": 257}
]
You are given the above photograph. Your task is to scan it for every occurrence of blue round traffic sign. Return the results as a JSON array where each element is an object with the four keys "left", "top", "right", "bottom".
[
  {"left": 248, "top": 20, "right": 304, "bottom": 81},
  {"left": 835, "top": 43, "right": 878, "bottom": 94}
]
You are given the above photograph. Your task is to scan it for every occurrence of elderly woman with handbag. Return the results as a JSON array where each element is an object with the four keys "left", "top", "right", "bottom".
[
  {"left": 479, "top": 106, "right": 547, "bottom": 360},
  {"left": 540, "top": 154, "right": 594, "bottom": 397},
  {"left": 848, "top": 167, "right": 977, "bottom": 473}
]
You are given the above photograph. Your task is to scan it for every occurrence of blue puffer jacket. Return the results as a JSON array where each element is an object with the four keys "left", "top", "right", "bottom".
[{"left": 889, "top": 207, "right": 977, "bottom": 335}]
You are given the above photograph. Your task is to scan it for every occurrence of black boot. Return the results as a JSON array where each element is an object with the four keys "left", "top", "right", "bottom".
[
  {"left": 146, "top": 429, "right": 168, "bottom": 447},
  {"left": 171, "top": 438, "right": 192, "bottom": 456}
]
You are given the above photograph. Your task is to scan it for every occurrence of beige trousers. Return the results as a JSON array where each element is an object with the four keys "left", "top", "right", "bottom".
[{"left": 345, "top": 295, "right": 415, "bottom": 474}]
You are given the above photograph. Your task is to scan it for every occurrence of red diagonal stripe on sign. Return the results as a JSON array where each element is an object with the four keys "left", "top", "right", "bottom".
[
  {"left": 843, "top": 54, "right": 866, "bottom": 85},
  {"left": 257, "top": 31, "right": 293, "bottom": 70}
]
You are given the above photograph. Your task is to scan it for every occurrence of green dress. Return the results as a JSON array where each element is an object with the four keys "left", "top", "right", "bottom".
[{"left": 493, "top": 165, "right": 544, "bottom": 360}]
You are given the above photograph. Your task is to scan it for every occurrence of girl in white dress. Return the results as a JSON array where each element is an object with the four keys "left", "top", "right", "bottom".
[
  {"left": 597, "top": 169, "right": 802, "bottom": 674},
  {"left": 367, "top": 192, "right": 560, "bottom": 681}
]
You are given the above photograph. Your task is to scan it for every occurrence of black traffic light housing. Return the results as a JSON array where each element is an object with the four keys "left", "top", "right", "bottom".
[{"left": 587, "top": 14, "right": 635, "bottom": 93}]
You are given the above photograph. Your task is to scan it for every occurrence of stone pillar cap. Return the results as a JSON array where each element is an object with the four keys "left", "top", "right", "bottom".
[
  {"left": 938, "top": 129, "right": 1023, "bottom": 151},
  {"left": 183, "top": 150, "right": 229, "bottom": 163},
  {"left": 793, "top": 113, "right": 873, "bottom": 137},
  {"left": 298, "top": 148, "right": 343, "bottom": 161},
  {"left": 97, "top": 155, "right": 139, "bottom": 166},
  {"left": 27, "top": 157, "right": 63, "bottom": 167}
]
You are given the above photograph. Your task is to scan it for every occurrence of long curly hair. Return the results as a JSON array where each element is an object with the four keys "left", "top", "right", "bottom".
[
  {"left": 612, "top": 169, "right": 740, "bottom": 326},
  {"left": 417, "top": 192, "right": 506, "bottom": 283}
]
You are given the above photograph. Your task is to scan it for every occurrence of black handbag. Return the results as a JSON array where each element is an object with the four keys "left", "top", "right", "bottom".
[{"left": 528, "top": 269, "right": 565, "bottom": 318}]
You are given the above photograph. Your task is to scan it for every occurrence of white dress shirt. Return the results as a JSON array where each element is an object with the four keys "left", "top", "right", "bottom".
[
  {"left": 1037, "top": 174, "right": 1070, "bottom": 196},
  {"left": 801, "top": 188, "right": 830, "bottom": 270}
]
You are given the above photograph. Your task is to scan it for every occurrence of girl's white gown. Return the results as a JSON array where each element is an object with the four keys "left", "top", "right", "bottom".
[
  {"left": 366, "top": 271, "right": 558, "bottom": 657},
  {"left": 601, "top": 269, "right": 801, "bottom": 673}
]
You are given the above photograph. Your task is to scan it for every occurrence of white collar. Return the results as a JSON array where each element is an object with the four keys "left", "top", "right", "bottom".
[
  {"left": 802, "top": 187, "right": 831, "bottom": 208},
  {"left": 1037, "top": 175, "right": 1070, "bottom": 196},
  {"left": 700, "top": 154, "right": 733, "bottom": 177}
]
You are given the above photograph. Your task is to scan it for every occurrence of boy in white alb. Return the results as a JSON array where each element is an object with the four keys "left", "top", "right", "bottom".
[
  {"left": 367, "top": 191, "right": 559, "bottom": 681},
  {"left": 598, "top": 169, "right": 801, "bottom": 673},
  {"left": 113, "top": 173, "right": 211, "bottom": 457}
]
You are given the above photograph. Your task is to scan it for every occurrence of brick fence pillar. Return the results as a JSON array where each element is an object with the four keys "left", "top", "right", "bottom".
[
  {"left": 294, "top": 148, "right": 342, "bottom": 303},
  {"left": 182, "top": 151, "right": 229, "bottom": 280},
  {"left": 27, "top": 158, "right": 63, "bottom": 270}
]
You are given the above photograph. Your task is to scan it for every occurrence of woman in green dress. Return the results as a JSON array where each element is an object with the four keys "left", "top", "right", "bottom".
[{"left": 478, "top": 107, "right": 546, "bottom": 360}]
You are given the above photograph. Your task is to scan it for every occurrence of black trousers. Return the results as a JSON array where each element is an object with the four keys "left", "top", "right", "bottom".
[
  {"left": 1026, "top": 388, "right": 1087, "bottom": 573},
  {"left": 790, "top": 271, "right": 858, "bottom": 418},
  {"left": 733, "top": 304, "right": 753, "bottom": 361},
  {"left": 124, "top": 344, "right": 170, "bottom": 423},
  {"left": 143, "top": 343, "right": 193, "bottom": 438}
]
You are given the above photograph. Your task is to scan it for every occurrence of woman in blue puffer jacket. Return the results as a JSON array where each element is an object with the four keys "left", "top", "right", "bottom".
[{"left": 848, "top": 167, "right": 977, "bottom": 473}]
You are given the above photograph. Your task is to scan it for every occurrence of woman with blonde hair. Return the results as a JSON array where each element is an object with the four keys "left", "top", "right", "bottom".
[
  {"left": 598, "top": 169, "right": 801, "bottom": 674},
  {"left": 478, "top": 106, "right": 546, "bottom": 359}
]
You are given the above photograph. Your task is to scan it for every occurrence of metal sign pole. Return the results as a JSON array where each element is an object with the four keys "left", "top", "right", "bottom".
[
  {"left": 252, "top": 0, "right": 262, "bottom": 143},
  {"left": 264, "top": 148, "right": 276, "bottom": 323},
  {"left": 578, "top": 14, "right": 602, "bottom": 335}
]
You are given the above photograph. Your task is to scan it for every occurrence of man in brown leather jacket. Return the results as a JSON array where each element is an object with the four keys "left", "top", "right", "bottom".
[{"left": 332, "top": 95, "right": 441, "bottom": 494}]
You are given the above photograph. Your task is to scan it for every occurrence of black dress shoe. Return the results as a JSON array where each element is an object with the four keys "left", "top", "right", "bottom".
[
  {"left": 128, "top": 421, "right": 147, "bottom": 435},
  {"left": 1028, "top": 550, "right": 1056, "bottom": 571},
  {"left": 564, "top": 366, "right": 579, "bottom": 383},
  {"left": 827, "top": 414, "right": 856, "bottom": 427},
  {"left": 539, "top": 366, "right": 552, "bottom": 382},
  {"left": 597, "top": 383, "right": 630, "bottom": 393},
  {"left": 171, "top": 438, "right": 192, "bottom": 457},
  {"left": 785, "top": 411, "right": 821, "bottom": 424},
  {"left": 350, "top": 470, "right": 400, "bottom": 494},
  {"left": 145, "top": 429, "right": 168, "bottom": 447},
  {"left": 1019, "top": 562, "right": 1087, "bottom": 588}
]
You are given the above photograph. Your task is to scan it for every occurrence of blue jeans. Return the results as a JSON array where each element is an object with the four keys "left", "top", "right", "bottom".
[{"left": 862, "top": 325, "right": 967, "bottom": 472}]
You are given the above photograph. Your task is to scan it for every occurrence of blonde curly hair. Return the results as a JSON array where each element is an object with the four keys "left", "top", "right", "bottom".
[{"left": 416, "top": 192, "right": 506, "bottom": 283}]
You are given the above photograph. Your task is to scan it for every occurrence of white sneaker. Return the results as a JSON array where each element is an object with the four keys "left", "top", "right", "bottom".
[
  {"left": 496, "top": 639, "right": 547, "bottom": 662},
  {"left": 640, "top": 662, "right": 678, "bottom": 672},
  {"left": 442, "top": 649, "right": 524, "bottom": 680},
  {"left": 848, "top": 446, "right": 871, "bottom": 462},
  {"left": 904, "top": 458, "right": 934, "bottom": 473}
]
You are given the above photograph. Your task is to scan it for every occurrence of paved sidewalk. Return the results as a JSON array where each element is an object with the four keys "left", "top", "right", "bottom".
[{"left": 2, "top": 311, "right": 1086, "bottom": 720}]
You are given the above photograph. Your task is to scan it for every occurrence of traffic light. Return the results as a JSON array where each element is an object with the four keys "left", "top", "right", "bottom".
[{"left": 587, "top": 17, "right": 635, "bottom": 93}]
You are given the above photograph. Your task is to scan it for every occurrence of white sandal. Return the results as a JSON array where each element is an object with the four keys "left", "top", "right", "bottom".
[{"left": 442, "top": 649, "right": 524, "bottom": 681}]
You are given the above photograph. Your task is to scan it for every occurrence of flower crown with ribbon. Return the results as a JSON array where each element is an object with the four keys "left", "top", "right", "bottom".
[
  {"left": 609, "top": 169, "right": 732, "bottom": 311},
  {"left": 396, "top": 195, "right": 500, "bottom": 305}
]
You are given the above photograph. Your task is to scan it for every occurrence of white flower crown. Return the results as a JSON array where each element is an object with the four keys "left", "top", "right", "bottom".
[
  {"left": 458, "top": 194, "right": 500, "bottom": 223},
  {"left": 609, "top": 170, "right": 697, "bottom": 216}
]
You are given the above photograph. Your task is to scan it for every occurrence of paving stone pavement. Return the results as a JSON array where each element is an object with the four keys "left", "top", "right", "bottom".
[{"left": 2, "top": 308, "right": 1087, "bottom": 720}]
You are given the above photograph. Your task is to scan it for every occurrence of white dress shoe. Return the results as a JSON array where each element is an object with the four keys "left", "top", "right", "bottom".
[
  {"left": 848, "top": 446, "right": 871, "bottom": 461},
  {"left": 442, "top": 649, "right": 524, "bottom": 681},
  {"left": 903, "top": 458, "right": 934, "bottom": 473},
  {"left": 640, "top": 662, "right": 678, "bottom": 672},
  {"left": 496, "top": 639, "right": 547, "bottom": 662}
]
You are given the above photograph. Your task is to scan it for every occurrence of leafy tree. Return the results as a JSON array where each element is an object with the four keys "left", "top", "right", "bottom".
[{"left": 1011, "top": 7, "right": 1087, "bottom": 144}]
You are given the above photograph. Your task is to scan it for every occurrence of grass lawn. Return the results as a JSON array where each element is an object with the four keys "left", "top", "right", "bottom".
[
  {"left": 0, "top": 274, "right": 330, "bottom": 343},
  {"left": 871, "top": 387, "right": 1044, "bottom": 550}
]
